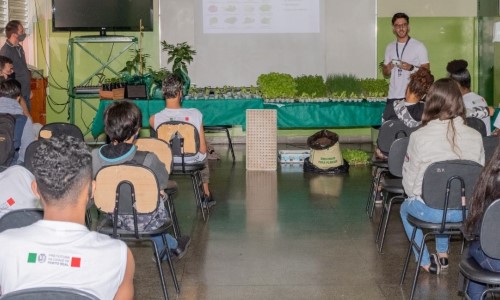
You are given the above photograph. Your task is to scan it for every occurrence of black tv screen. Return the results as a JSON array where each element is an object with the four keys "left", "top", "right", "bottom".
[{"left": 52, "top": 0, "right": 153, "bottom": 33}]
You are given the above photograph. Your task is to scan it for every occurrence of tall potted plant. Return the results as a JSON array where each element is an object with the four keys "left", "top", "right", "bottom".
[{"left": 161, "top": 41, "right": 196, "bottom": 96}]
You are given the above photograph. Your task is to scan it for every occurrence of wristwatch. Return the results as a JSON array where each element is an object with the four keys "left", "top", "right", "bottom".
[{"left": 409, "top": 64, "right": 415, "bottom": 71}]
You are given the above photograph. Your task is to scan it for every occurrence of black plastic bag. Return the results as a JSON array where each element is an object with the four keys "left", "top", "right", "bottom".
[{"left": 304, "top": 129, "right": 349, "bottom": 174}]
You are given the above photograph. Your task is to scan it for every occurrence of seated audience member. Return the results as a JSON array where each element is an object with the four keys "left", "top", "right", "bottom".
[
  {"left": 464, "top": 143, "right": 500, "bottom": 300},
  {"left": 492, "top": 114, "right": 500, "bottom": 136},
  {"left": 149, "top": 74, "right": 215, "bottom": 208},
  {"left": 0, "top": 135, "right": 135, "bottom": 299},
  {"left": 447, "top": 59, "right": 493, "bottom": 135},
  {"left": 0, "top": 165, "right": 39, "bottom": 218},
  {"left": 0, "top": 57, "right": 29, "bottom": 117},
  {"left": 400, "top": 78, "right": 484, "bottom": 274},
  {"left": 92, "top": 100, "right": 190, "bottom": 259},
  {"left": 0, "top": 55, "right": 14, "bottom": 80},
  {"left": 382, "top": 67, "right": 434, "bottom": 127},
  {"left": 375, "top": 68, "right": 435, "bottom": 159},
  {"left": 0, "top": 79, "right": 35, "bottom": 164}
]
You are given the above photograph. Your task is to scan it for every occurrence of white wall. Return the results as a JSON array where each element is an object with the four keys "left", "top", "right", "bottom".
[
  {"left": 160, "top": 0, "right": 377, "bottom": 86},
  {"left": 378, "top": 0, "right": 477, "bottom": 17}
]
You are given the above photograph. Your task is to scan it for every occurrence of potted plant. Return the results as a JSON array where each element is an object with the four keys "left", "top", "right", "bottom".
[
  {"left": 256, "top": 72, "right": 295, "bottom": 100},
  {"left": 161, "top": 41, "right": 196, "bottom": 96}
]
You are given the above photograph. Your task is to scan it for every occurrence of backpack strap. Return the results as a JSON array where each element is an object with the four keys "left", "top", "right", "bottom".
[
  {"left": 129, "top": 150, "right": 148, "bottom": 165},
  {"left": 13, "top": 115, "right": 27, "bottom": 151}
]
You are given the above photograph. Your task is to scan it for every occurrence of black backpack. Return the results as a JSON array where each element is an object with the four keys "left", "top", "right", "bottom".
[{"left": 0, "top": 113, "right": 27, "bottom": 168}]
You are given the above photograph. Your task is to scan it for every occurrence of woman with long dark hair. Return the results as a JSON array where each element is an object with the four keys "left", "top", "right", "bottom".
[
  {"left": 464, "top": 143, "right": 500, "bottom": 299},
  {"left": 400, "top": 78, "right": 484, "bottom": 274}
]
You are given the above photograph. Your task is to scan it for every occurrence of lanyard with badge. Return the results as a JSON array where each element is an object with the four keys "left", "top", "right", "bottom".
[{"left": 396, "top": 37, "right": 411, "bottom": 77}]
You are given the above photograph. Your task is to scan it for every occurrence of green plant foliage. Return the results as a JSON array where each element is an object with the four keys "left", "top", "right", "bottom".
[
  {"left": 161, "top": 41, "right": 196, "bottom": 75},
  {"left": 148, "top": 68, "right": 171, "bottom": 84},
  {"left": 294, "top": 75, "right": 326, "bottom": 98},
  {"left": 257, "top": 72, "right": 297, "bottom": 99},
  {"left": 359, "top": 78, "right": 389, "bottom": 98},
  {"left": 325, "top": 74, "right": 362, "bottom": 98},
  {"left": 341, "top": 149, "right": 370, "bottom": 165},
  {"left": 120, "top": 49, "right": 150, "bottom": 76}
]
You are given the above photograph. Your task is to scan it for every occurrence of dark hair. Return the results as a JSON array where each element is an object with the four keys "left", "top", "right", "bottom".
[
  {"left": 162, "top": 75, "right": 183, "bottom": 99},
  {"left": 392, "top": 12, "right": 409, "bottom": 25},
  {"left": 465, "top": 142, "right": 500, "bottom": 234},
  {"left": 0, "top": 79, "right": 21, "bottom": 98},
  {"left": 0, "top": 55, "right": 13, "bottom": 70},
  {"left": 31, "top": 135, "right": 92, "bottom": 205},
  {"left": 407, "top": 68, "right": 434, "bottom": 100},
  {"left": 5, "top": 20, "right": 22, "bottom": 39},
  {"left": 446, "top": 59, "right": 471, "bottom": 90},
  {"left": 422, "top": 78, "right": 466, "bottom": 156},
  {"left": 103, "top": 100, "right": 142, "bottom": 143}
]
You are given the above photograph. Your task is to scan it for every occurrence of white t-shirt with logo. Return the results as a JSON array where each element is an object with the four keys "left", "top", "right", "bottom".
[
  {"left": 0, "top": 220, "right": 128, "bottom": 299},
  {"left": 0, "top": 166, "right": 39, "bottom": 218}
]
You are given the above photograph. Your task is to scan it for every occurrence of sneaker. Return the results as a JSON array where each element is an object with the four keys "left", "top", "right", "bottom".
[
  {"left": 437, "top": 254, "right": 449, "bottom": 269},
  {"left": 426, "top": 253, "right": 441, "bottom": 275},
  {"left": 202, "top": 194, "right": 216, "bottom": 208}
]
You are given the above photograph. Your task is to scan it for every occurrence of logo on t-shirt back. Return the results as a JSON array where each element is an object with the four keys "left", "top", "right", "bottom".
[
  {"left": 27, "top": 252, "right": 81, "bottom": 268},
  {"left": 0, "top": 198, "right": 15, "bottom": 210}
]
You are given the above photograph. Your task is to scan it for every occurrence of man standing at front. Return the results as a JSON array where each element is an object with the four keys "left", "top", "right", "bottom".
[
  {"left": 383, "top": 13, "right": 430, "bottom": 100},
  {"left": 0, "top": 20, "right": 31, "bottom": 110}
]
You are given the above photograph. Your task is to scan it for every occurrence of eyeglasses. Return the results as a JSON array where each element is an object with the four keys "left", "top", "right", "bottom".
[{"left": 393, "top": 23, "right": 408, "bottom": 29}]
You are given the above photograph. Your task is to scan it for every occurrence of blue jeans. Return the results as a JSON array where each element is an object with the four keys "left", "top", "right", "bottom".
[
  {"left": 467, "top": 241, "right": 500, "bottom": 300},
  {"left": 152, "top": 234, "right": 178, "bottom": 252},
  {"left": 400, "top": 198, "right": 462, "bottom": 266}
]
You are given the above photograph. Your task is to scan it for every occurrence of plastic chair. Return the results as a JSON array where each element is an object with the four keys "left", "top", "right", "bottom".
[
  {"left": 0, "top": 287, "right": 99, "bottom": 300},
  {"left": 459, "top": 199, "right": 500, "bottom": 300},
  {"left": 483, "top": 135, "right": 499, "bottom": 163},
  {"left": 93, "top": 164, "right": 179, "bottom": 300},
  {"left": 153, "top": 121, "right": 209, "bottom": 220},
  {"left": 135, "top": 137, "right": 182, "bottom": 238},
  {"left": 375, "top": 137, "right": 409, "bottom": 253},
  {"left": 0, "top": 208, "right": 43, "bottom": 233},
  {"left": 38, "top": 122, "right": 84, "bottom": 141},
  {"left": 399, "top": 160, "right": 483, "bottom": 300},
  {"left": 466, "top": 117, "right": 487, "bottom": 137},
  {"left": 366, "top": 120, "right": 418, "bottom": 218},
  {"left": 204, "top": 125, "right": 235, "bottom": 162}
]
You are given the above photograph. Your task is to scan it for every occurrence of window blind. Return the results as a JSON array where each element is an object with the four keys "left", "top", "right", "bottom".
[{"left": 0, "top": 0, "right": 28, "bottom": 33}]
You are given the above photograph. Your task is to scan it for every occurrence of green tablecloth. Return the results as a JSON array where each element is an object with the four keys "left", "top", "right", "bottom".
[
  {"left": 91, "top": 98, "right": 264, "bottom": 138},
  {"left": 263, "top": 101, "right": 386, "bottom": 128}
]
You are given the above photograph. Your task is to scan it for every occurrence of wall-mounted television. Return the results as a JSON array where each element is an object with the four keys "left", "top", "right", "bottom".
[{"left": 52, "top": 0, "right": 153, "bottom": 36}]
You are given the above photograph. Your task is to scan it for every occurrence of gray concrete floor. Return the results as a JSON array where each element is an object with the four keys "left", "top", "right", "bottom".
[{"left": 130, "top": 144, "right": 464, "bottom": 300}]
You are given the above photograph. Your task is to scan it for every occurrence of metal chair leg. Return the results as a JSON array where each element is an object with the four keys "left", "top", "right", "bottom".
[
  {"left": 152, "top": 240, "right": 170, "bottom": 300},
  {"left": 165, "top": 195, "right": 181, "bottom": 238},
  {"left": 409, "top": 233, "right": 429, "bottom": 300},
  {"left": 378, "top": 195, "right": 404, "bottom": 253},
  {"left": 400, "top": 227, "right": 418, "bottom": 285},
  {"left": 160, "top": 242, "right": 180, "bottom": 293},
  {"left": 224, "top": 127, "right": 235, "bottom": 162},
  {"left": 190, "top": 172, "right": 206, "bottom": 221},
  {"left": 375, "top": 191, "right": 388, "bottom": 244},
  {"left": 367, "top": 168, "right": 387, "bottom": 219}
]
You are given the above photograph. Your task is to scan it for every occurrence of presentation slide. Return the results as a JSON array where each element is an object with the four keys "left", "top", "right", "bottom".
[{"left": 202, "top": 0, "right": 320, "bottom": 34}]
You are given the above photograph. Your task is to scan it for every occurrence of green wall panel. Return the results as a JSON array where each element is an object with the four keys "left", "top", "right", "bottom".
[
  {"left": 478, "top": 17, "right": 500, "bottom": 106},
  {"left": 378, "top": 17, "right": 477, "bottom": 90}
]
